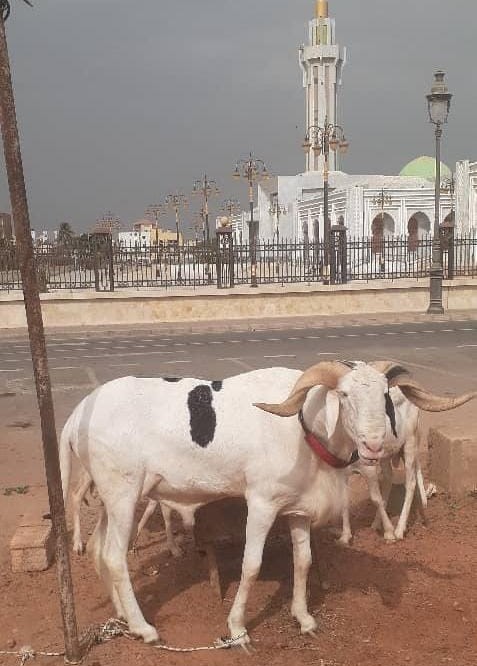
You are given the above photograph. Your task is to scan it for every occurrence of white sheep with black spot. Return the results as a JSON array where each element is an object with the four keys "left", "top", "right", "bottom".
[{"left": 59, "top": 363, "right": 475, "bottom": 646}]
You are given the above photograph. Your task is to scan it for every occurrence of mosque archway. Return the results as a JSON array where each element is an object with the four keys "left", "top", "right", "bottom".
[
  {"left": 407, "top": 212, "right": 431, "bottom": 250},
  {"left": 443, "top": 211, "right": 455, "bottom": 225},
  {"left": 371, "top": 213, "right": 395, "bottom": 254}
]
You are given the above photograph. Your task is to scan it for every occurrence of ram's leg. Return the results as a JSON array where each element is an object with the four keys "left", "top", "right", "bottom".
[
  {"left": 131, "top": 498, "right": 157, "bottom": 554},
  {"left": 227, "top": 499, "right": 277, "bottom": 647},
  {"left": 160, "top": 502, "right": 184, "bottom": 557},
  {"left": 101, "top": 488, "right": 158, "bottom": 643},
  {"left": 338, "top": 474, "right": 353, "bottom": 546},
  {"left": 363, "top": 465, "right": 396, "bottom": 542},
  {"left": 71, "top": 467, "right": 93, "bottom": 555},
  {"left": 288, "top": 515, "right": 317, "bottom": 635},
  {"left": 394, "top": 439, "right": 418, "bottom": 540},
  {"left": 87, "top": 508, "right": 125, "bottom": 620},
  {"left": 371, "top": 459, "right": 393, "bottom": 531}
]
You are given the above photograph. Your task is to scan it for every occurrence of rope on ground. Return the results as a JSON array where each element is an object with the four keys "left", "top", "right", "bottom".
[
  {"left": 0, "top": 646, "right": 64, "bottom": 665},
  {"left": 0, "top": 618, "right": 248, "bottom": 664}
]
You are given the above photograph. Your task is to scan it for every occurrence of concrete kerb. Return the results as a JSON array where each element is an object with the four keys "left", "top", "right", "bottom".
[
  {"left": 0, "top": 278, "right": 475, "bottom": 336},
  {"left": 0, "top": 308, "right": 476, "bottom": 341}
]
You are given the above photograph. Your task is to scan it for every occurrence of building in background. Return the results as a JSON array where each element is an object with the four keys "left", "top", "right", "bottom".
[
  {"left": 230, "top": 1, "right": 473, "bottom": 243},
  {"left": 118, "top": 219, "right": 183, "bottom": 247}
]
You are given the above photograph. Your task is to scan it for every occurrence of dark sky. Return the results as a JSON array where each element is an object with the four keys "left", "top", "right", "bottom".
[{"left": 0, "top": 0, "right": 475, "bottom": 235}]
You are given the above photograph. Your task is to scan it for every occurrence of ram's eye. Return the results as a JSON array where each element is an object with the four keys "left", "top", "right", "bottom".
[{"left": 337, "top": 390, "right": 348, "bottom": 399}]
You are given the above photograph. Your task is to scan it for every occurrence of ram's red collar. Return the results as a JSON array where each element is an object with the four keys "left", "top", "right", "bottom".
[{"left": 298, "top": 410, "right": 359, "bottom": 469}]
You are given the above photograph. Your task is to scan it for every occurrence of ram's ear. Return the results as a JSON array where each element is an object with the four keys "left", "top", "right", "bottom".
[{"left": 325, "top": 390, "right": 340, "bottom": 439}]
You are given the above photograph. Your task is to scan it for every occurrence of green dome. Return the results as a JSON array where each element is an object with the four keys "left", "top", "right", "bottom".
[{"left": 399, "top": 156, "right": 451, "bottom": 182}]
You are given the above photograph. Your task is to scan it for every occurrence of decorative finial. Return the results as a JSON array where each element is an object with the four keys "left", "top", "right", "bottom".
[{"left": 316, "top": 0, "right": 328, "bottom": 19}]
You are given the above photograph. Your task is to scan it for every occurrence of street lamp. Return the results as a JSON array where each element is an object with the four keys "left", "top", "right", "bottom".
[
  {"left": 426, "top": 70, "right": 452, "bottom": 314},
  {"left": 441, "top": 174, "right": 456, "bottom": 219},
  {"left": 165, "top": 193, "right": 188, "bottom": 284},
  {"left": 192, "top": 209, "right": 206, "bottom": 243},
  {"left": 371, "top": 189, "right": 394, "bottom": 273},
  {"left": 164, "top": 193, "right": 188, "bottom": 246},
  {"left": 192, "top": 174, "right": 219, "bottom": 243},
  {"left": 95, "top": 210, "right": 121, "bottom": 235},
  {"left": 302, "top": 118, "right": 349, "bottom": 284},
  {"left": 145, "top": 203, "right": 164, "bottom": 248},
  {"left": 233, "top": 152, "right": 269, "bottom": 287},
  {"left": 268, "top": 198, "right": 287, "bottom": 244},
  {"left": 222, "top": 198, "right": 241, "bottom": 240}
]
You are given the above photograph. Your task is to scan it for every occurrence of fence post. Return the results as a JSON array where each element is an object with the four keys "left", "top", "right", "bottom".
[
  {"left": 93, "top": 245, "right": 100, "bottom": 292},
  {"left": 216, "top": 236, "right": 222, "bottom": 289},
  {"left": 0, "top": 6, "right": 81, "bottom": 663},
  {"left": 439, "top": 221, "right": 454, "bottom": 281},
  {"left": 108, "top": 233, "right": 115, "bottom": 291}
]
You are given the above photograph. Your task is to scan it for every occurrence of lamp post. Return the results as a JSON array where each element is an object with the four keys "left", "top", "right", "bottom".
[
  {"left": 145, "top": 203, "right": 165, "bottom": 264},
  {"left": 371, "top": 189, "right": 393, "bottom": 273},
  {"left": 165, "top": 193, "right": 188, "bottom": 284},
  {"left": 193, "top": 174, "right": 219, "bottom": 243},
  {"left": 302, "top": 118, "right": 348, "bottom": 284},
  {"left": 233, "top": 152, "right": 269, "bottom": 287},
  {"left": 165, "top": 193, "right": 188, "bottom": 246},
  {"left": 268, "top": 198, "right": 287, "bottom": 244},
  {"left": 222, "top": 198, "right": 240, "bottom": 242},
  {"left": 192, "top": 209, "right": 206, "bottom": 243},
  {"left": 95, "top": 210, "right": 121, "bottom": 235},
  {"left": 441, "top": 174, "right": 455, "bottom": 219},
  {"left": 145, "top": 203, "right": 164, "bottom": 243},
  {"left": 426, "top": 70, "right": 452, "bottom": 314}
]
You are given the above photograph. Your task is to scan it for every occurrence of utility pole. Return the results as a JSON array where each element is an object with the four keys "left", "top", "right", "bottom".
[{"left": 0, "top": 2, "right": 81, "bottom": 662}]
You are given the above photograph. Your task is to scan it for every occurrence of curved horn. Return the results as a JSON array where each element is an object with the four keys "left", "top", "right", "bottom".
[
  {"left": 394, "top": 378, "right": 477, "bottom": 412},
  {"left": 254, "top": 361, "right": 350, "bottom": 417},
  {"left": 369, "top": 361, "right": 410, "bottom": 387}
]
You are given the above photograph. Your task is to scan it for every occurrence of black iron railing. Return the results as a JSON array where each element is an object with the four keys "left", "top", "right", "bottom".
[{"left": 0, "top": 233, "right": 475, "bottom": 292}]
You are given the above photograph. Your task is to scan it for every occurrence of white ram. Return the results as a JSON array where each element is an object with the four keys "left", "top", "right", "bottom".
[
  {"left": 338, "top": 360, "right": 427, "bottom": 544},
  {"left": 59, "top": 362, "right": 475, "bottom": 646}
]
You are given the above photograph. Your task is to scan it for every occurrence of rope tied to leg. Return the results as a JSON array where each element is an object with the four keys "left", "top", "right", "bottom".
[{"left": 0, "top": 618, "right": 249, "bottom": 664}]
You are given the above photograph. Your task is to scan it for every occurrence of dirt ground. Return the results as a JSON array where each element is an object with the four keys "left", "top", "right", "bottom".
[{"left": 0, "top": 391, "right": 476, "bottom": 666}]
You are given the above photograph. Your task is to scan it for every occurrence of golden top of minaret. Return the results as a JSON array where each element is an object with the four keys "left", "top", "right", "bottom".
[{"left": 316, "top": 0, "right": 329, "bottom": 18}]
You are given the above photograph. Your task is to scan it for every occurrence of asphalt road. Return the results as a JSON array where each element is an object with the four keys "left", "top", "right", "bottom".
[{"left": 1, "top": 319, "right": 475, "bottom": 395}]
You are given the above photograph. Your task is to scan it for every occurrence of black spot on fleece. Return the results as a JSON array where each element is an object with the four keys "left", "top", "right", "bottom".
[{"left": 187, "top": 384, "right": 217, "bottom": 448}]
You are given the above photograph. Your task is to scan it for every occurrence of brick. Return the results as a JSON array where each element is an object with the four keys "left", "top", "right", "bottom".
[
  {"left": 10, "top": 522, "right": 55, "bottom": 573},
  {"left": 429, "top": 425, "right": 477, "bottom": 499}
]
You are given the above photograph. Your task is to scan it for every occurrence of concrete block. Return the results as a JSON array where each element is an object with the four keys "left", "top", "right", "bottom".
[
  {"left": 10, "top": 521, "right": 55, "bottom": 573},
  {"left": 429, "top": 425, "right": 477, "bottom": 499}
]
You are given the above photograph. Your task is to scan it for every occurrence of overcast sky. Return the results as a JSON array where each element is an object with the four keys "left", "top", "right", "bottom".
[{"left": 0, "top": 0, "right": 475, "bottom": 235}]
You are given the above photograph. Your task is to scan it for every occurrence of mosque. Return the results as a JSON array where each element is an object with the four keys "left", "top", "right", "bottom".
[{"left": 231, "top": 0, "right": 476, "bottom": 243}]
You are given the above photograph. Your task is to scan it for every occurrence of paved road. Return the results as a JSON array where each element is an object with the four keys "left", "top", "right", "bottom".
[{"left": 1, "top": 319, "right": 475, "bottom": 395}]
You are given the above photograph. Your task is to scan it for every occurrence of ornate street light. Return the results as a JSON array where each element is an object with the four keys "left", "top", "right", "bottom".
[
  {"left": 192, "top": 209, "right": 206, "bottom": 243},
  {"left": 441, "top": 174, "right": 456, "bottom": 219},
  {"left": 302, "top": 119, "right": 349, "bottom": 284},
  {"left": 192, "top": 174, "right": 219, "bottom": 243},
  {"left": 426, "top": 70, "right": 452, "bottom": 314},
  {"left": 164, "top": 193, "right": 188, "bottom": 246},
  {"left": 233, "top": 152, "right": 269, "bottom": 287},
  {"left": 95, "top": 210, "right": 121, "bottom": 235},
  {"left": 145, "top": 203, "right": 164, "bottom": 248},
  {"left": 268, "top": 198, "right": 287, "bottom": 244},
  {"left": 165, "top": 193, "right": 188, "bottom": 284},
  {"left": 222, "top": 198, "right": 241, "bottom": 240}
]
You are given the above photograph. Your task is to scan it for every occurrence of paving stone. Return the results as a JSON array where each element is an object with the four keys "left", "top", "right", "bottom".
[
  {"left": 429, "top": 425, "right": 477, "bottom": 498},
  {"left": 10, "top": 521, "right": 55, "bottom": 573}
]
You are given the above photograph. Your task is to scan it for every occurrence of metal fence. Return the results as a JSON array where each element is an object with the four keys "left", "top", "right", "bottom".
[{"left": 0, "top": 233, "right": 476, "bottom": 292}]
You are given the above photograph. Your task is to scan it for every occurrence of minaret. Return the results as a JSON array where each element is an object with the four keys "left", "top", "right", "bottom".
[{"left": 299, "top": 0, "right": 346, "bottom": 172}]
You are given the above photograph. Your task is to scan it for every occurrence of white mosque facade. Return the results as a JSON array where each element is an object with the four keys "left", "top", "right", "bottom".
[{"left": 231, "top": 1, "right": 475, "bottom": 244}]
